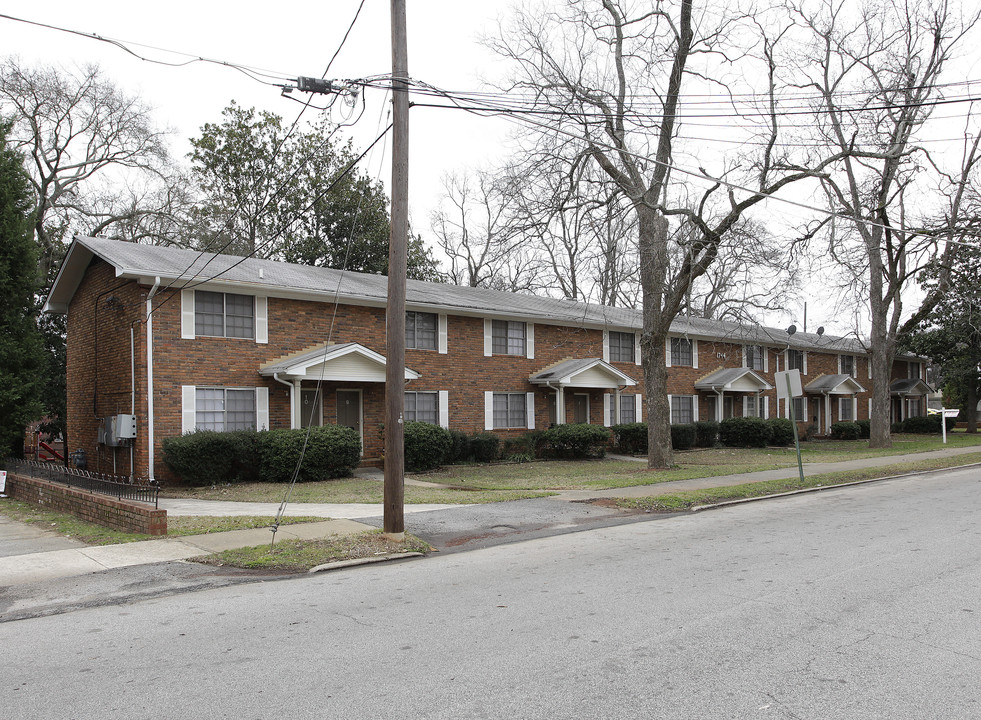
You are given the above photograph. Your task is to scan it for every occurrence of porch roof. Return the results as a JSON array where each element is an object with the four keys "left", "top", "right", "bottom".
[
  {"left": 804, "top": 374, "right": 867, "bottom": 395},
  {"left": 890, "top": 378, "right": 933, "bottom": 395},
  {"left": 694, "top": 367, "right": 772, "bottom": 392},
  {"left": 258, "top": 342, "right": 420, "bottom": 382},
  {"left": 528, "top": 358, "right": 637, "bottom": 388}
]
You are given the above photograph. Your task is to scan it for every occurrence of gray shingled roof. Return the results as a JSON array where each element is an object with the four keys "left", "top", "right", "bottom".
[
  {"left": 694, "top": 367, "right": 772, "bottom": 390},
  {"left": 804, "top": 374, "right": 867, "bottom": 394},
  {"left": 528, "top": 358, "right": 637, "bottom": 385},
  {"left": 48, "top": 236, "right": 881, "bottom": 355},
  {"left": 890, "top": 378, "right": 934, "bottom": 395}
]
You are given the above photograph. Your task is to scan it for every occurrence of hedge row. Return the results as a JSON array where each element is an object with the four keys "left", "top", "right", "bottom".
[{"left": 162, "top": 426, "right": 361, "bottom": 486}]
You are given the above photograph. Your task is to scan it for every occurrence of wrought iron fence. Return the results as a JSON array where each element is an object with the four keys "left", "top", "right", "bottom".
[{"left": 6, "top": 459, "right": 160, "bottom": 508}]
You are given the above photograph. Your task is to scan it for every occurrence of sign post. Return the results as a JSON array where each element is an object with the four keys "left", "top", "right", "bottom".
[{"left": 775, "top": 370, "right": 805, "bottom": 484}]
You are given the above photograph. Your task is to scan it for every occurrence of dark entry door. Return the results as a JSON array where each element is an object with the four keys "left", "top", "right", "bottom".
[{"left": 336, "top": 390, "right": 362, "bottom": 446}]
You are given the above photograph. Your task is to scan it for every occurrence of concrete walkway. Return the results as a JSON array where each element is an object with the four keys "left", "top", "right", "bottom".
[{"left": 2, "top": 444, "right": 979, "bottom": 588}]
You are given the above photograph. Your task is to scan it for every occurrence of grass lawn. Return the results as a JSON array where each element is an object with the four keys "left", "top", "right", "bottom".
[
  {"left": 0, "top": 499, "right": 323, "bottom": 545},
  {"left": 615, "top": 451, "right": 981, "bottom": 512},
  {"left": 193, "top": 530, "right": 432, "bottom": 572},
  {"left": 157, "top": 432, "right": 981, "bottom": 502}
]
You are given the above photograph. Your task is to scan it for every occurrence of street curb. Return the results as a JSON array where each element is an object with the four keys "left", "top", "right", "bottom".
[
  {"left": 307, "top": 551, "right": 425, "bottom": 574},
  {"left": 688, "top": 460, "right": 981, "bottom": 513}
]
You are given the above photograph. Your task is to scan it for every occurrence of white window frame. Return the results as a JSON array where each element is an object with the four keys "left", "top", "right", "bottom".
[
  {"left": 181, "top": 289, "right": 267, "bottom": 344},
  {"left": 405, "top": 311, "right": 439, "bottom": 351},
  {"left": 485, "top": 391, "right": 535, "bottom": 430},
  {"left": 404, "top": 390, "right": 440, "bottom": 425},
  {"left": 667, "top": 394, "right": 698, "bottom": 424},
  {"left": 182, "top": 385, "right": 268, "bottom": 433},
  {"left": 743, "top": 345, "right": 768, "bottom": 372},
  {"left": 666, "top": 337, "right": 698, "bottom": 368},
  {"left": 484, "top": 319, "right": 534, "bottom": 359},
  {"left": 838, "top": 354, "right": 856, "bottom": 377},
  {"left": 839, "top": 397, "right": 855, "bottom": 422}
]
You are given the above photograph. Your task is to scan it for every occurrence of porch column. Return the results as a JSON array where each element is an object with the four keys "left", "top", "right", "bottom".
[
  {"left": 614, "top": 388, "right": 621, "bottom": 426},
  {"left": 825, "top": 394, "right": 831, "bottom": 434},
  {"left": 716, "top": 390, "right": 724, "bottom": 422},
  {"left": 292, "top": 379, "right": 302, "bottom": 429},
  {"left": 555, "top": 388, "right": 566, "bottom": 425}
]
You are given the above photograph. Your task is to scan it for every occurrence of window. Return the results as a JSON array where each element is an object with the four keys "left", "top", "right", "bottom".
[
  {"left": 840, "top": 355, "right": 855, "bottom": 376},
  {"left": 670, "top": 338, "right": 694, "bottom": 367},
  {"left": 405, "top": 391, "right": 438, "bottom": 424},
  {"left": 787, "top": 349, "right": 805, "bottom": 372},
  {"left": 791, "top": 397, "right": 806, "bottom": 421},
  {"left": 609, "top": 331, "right": 635, "bottom": 363},
  {"left": 492, "top": 320, "right": 526, "bottom": 355},
  {"left": 195, "top": 388, "right": 256, "bottom": 431},
  {"left": 670, "top": 395, "right": 694, "bottom": 424},
  {"left": 195, "top": 291, "right": 254, "bottom": 339},
  {"left": 839, "top": 397, "right": 855, "bottom": 422},
  {"left": 406, "top": 312, "right": 437, "bottom": 350},
  {"left": 745, "top": 395, "right": 763, "bottom": 418},
  {"left": 493, "top": 393, "right": 527, "bottom": 429},
  {"left": 619, "top": 395, "right": 636, "bottom": 424},
  {"left": 745, "top": 345, "right": 766, "bottom": 371},
  {"left": 908, "top": 361, "right": 921, "bottom": 379}
]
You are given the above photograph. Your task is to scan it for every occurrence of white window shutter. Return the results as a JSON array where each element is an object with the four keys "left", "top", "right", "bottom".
[
  {"left": 602, "top": 330, "right": 610, "bottom": 363},
  {"left": 635, "top": 394, "right": 643, "bottom": 421},
  {"left": 438, "top": 314, "right": 448, "bottom": 354},
  {"left": 635, "top": 332, "right": 642, "bottom": 365},
  {"left": 693, "top": 396, "right": 699, "bottom": 422},
  {"left": 665, "top": 338, "right": 672, "bottom": 367},
  {"left": 667, "top": 394, "right": 673, "bottom": 424},
  {"left": 526, "top": 323, "right": 535, "bottom": 359},
  {"left": 836, "top": 355, "right": 841, "bottom": 374},
  {"left": 868, "top": 357, "right": 872, "bottom": 380},
  {"left": 438, "top": 390, "right": 449, "bottom": 429},
  {"left": 483, "top": 319, "right": 492, "bottom": 356},
  {"left": 868, "top": 398, "right": 872, "bottom": 418},
  {"left": 692, "top": 340, "right": 699, "bottom": 369},
  {"left": 255, "top": 296, "right": 268, "bottom": 344},
  {"left": 181, "top": 386, "right": 196, "bottom": 434},
  {"left": 764, "top": 396, "right": 770, "bottom": 419},
  {"left": 484, "top": 391, "right": 494, "bottom": 430},
  {"left": 764, "top": 348, "right": 769, "bottom": 373},
  {"left": 526, "top": 392, "right": 535, "bottom": 430},
  {"left": 743, "top": 396, "right": 749, "bottom": 417},
  {"left": 181, "top": 290, "right": 195, "bottom": 339},
  {"left": 603, "top": 394, "right": 612, "bottom": 427},
  {"left": 803, "top": 352, "right": 808, "bottom": 375},
  {"left": 742, "top": 345, "right": 748, "bottom": 368},
  {"left": 256, "top": 387, "right": 269, "bottom": 430}
]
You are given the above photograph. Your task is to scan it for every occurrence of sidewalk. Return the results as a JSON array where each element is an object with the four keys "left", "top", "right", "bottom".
[{"left": 2, "top": 444, "right": 979, "bottom": 588}]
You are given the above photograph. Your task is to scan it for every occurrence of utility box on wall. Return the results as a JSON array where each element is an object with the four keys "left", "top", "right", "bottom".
[{"left": 99, "top": 414, "right": 138, "bottom": 447}]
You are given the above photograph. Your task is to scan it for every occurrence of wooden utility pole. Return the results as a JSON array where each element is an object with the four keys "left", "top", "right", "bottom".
[{"left": 384, "top": 0, "right": 408, "bottom": 536}]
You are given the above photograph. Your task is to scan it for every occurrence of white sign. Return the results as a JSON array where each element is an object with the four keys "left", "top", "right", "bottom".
[
  {"left": 0, "top": 470, "right": 6, "bottom": 494},
  {"left": 775, "top": 369, "right": 804, "bottom": 400}
]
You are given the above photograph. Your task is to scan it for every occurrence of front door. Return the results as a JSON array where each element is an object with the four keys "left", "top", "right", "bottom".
[
  {"left": 336, "top": 389, "right": 363, "bottom": 447},
  {"left": 300, "top": 389, "right": 322, "bottom": 428},
  {"left": 573, "top": 393, "right": 589, "bottom": 424},
  {"left": 722, "top": 396, "right": 734, "bottom": 420}
]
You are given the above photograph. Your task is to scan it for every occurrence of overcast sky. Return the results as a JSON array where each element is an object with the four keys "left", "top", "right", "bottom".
[{"left": 0, "top": 0, "right": 516, "bottom": 227}]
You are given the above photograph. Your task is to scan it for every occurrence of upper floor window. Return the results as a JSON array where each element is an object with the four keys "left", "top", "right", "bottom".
[
  {"left": 406, "top": 312, "right": 437, "bottom": 350},
  {"left": 195, "top": 388, "right": 256, "bottom": 431},
  {"left": 405, "top": 391, "right": 438, "bottom": 424},
  {"left": 840, "top": 354, "right": 855, "bottom": 376},
  {"left": 492, "top": 320, "right": 526, "bottom": 356},
  {"left": 908, "top": 361, "right": 921, "bottom": 379},
  {"left": 787, "top": 349, "right": 805, "bottom": 372},
  {"left": 609, "top": 331, "right": 635, "bottom": 363},
  {"left": 195, "top": 291, "right": 254, "bottom": 339},
  {"left": 670, "top": 337, "right": 694, "bottom": 367},
  {"left": 746, "top": 345, "right": 766, "bottom": 371}
]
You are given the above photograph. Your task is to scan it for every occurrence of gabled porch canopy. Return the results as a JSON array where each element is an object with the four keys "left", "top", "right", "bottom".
[
  {"left": 259, "top": 342, "right": 420, "bottom": 383},
  {"left": 805, "top": 374, "right": 867, "bottom": 395},
  {"left": 529, "top": 358, "right": 637, "bottom": 389},
  {"left": 889, "top": 378, "right": 933, "bottom": 396},
  {"left": 694, "top": 368, "right": 772, "bottom": 392}
]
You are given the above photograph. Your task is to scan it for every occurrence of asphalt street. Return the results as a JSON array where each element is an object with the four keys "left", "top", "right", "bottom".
[{"left": 2, "top": 464, "right": 979, "bottom": 719}]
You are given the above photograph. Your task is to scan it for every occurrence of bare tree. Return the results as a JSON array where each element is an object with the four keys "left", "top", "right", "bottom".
[
  {"left": 431, "top": 169, "right": 539, "bottom": 291},
  {"left": 786, "top": 0, "right": 981, "bottom": 447},
  {"left": 490, "top": 0, "right": 839, "bottom": 467},
  {"left": 0, "top": 58, "right": 173, "bottom": 285}
]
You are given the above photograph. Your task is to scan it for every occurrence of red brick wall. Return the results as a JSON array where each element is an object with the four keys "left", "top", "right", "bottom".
[{"left": 7, "top": 472, "right": 167, "bottom": 535}]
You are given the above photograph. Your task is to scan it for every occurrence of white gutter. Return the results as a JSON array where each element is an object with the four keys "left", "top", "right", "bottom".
[{"left": 146, "top": 276, "right": 161, "bottom": 481}]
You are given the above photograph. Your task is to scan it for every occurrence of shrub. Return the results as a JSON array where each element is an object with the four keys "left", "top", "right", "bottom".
[
  {"left": 890, "top": 422, "right": 904, "bottom": 434},
  {"left": 162, "top": 430, "right": 259, "bottom": 486},
  {"left": 258, "top": 425, "right": 361, "bottom": 482},
  {"left": 670, "top": 423, "right": 697, "bottom": 450},
  {"left": 766, "top": 418, "right": 795, "bottom": 446},
  {"left": 900, "top": 414, "right": 955, "bottom": 433},
  {"left": 719, "top": 417, "right": 772, "bottom": 448},
  {"left": 830, "top": 421, "right": 861, "bottom": 440},
  {"left": 856, "top": 419, "right": 871, "bottom": 439},
  {"left": 541, "top": 423, "right": 611, "bottom": 458},
  {"left": 446, "top": 429, "right": 471, "bottom": 463},
  {"left": 469, "top": 432, "right": 501, "bottom": 463},
  {"left": 502, "top": 431, "right": 544, "bottom": 459},
  {"left": 404, "top": 421, "right": 452, "bottom": 472},
  {"left": 611, "top": 422, "right": 647, "bottom": 454},
  {"left": 694, "top": 421, "right": 719, "bottom": 448}
]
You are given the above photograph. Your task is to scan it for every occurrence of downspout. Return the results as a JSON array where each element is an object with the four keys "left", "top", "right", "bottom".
[
  {"left": 273, "top": 373, "right": 294, "bottom": 429},
  {"left": 544, "top": 381, "right": 562, "bottom": 425},
  {"left": 146, "top": 277, "right": 161, "bottom": 481}
]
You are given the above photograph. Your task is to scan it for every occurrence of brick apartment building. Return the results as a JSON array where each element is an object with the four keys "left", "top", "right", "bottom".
[{"left": 44, "top": 236, "right": 932, "bottom": 482}]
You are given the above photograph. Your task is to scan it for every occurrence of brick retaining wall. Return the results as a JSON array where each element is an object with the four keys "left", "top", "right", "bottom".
[{"left": 7, "top": 472, "right": 167, "bottom": 536}]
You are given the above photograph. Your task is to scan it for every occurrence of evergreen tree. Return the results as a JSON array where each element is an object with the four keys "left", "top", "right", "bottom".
[{"left": 0, "top": 119, "right": 44, "bottom": 457}]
